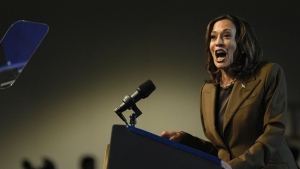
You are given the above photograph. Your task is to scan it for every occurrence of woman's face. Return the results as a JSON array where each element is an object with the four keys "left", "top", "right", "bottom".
[{"left": 209, "top": 19, "right": 239, "bottom": 70}]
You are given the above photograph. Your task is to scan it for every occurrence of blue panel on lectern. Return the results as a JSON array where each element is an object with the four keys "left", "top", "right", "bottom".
[
  {"left": 127, "top": 126, "right": 221, "bottom": 165},
  {"left": 107, "top": 125, "right": 224, "bottom": 169}
]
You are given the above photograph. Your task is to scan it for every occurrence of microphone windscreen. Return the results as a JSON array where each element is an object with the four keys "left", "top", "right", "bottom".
[{"left": 137, "top": 80, "right": 156, "bottom": 98}]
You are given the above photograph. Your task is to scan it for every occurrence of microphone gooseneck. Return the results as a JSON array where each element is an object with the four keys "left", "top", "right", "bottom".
[{"left": 114, "top": 80, "right": 156, "bottom": 125}]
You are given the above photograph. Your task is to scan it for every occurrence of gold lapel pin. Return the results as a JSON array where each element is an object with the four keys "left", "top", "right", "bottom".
[{"left": 241, "top": 84, "right": 246, "bottom": 89}]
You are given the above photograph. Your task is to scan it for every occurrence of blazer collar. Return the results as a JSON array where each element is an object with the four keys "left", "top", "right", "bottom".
[
  {"left": 202, "top": 84, "right": 225, "bottom": 146},
  {"left": 223, "top": 78, "right": 261, "bottom": 131},
  {"left": 202, "top": 74, "right": 261, "bottom": 144}
]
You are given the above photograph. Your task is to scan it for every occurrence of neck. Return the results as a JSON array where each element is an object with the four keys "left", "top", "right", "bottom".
[{"left": 220, "top": 71, "right": 236, "bottom": 88}]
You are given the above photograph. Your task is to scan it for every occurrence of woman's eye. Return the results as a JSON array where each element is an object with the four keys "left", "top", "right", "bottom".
[
  {"left": 210, "top": 35, "right": 216, "bottom": 40},
  {"left": 224, "top": 34, "right": 231, "bottom": 38}
]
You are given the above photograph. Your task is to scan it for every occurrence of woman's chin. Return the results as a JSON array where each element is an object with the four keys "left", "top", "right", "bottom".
[{"left": 214, "top": 62, "right": 229, "bottom": 69}]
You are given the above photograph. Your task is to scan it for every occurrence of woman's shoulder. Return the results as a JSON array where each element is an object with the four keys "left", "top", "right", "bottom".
[
  {"left": 239, "top": 62, "right": 284, "bottom": 82},
  {"left": 255, "top": 62, "right": 285, "bottom": 80},
  {"left": 201, "top": 82, "right": 216, "bottom": 92},
  {"left": 258, "top": 62, "right": 284, "bottom": 74}
]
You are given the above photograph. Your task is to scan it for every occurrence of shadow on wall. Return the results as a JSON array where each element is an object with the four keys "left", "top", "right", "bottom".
[
  {"left": 22, "top": 158, "right": 56, "bottom": 169},
  {"left": 20, "top": 149, "right": 299, "bottom": 169},
  {"left": 21, "top": 156, "right": 96, "bottom": 169},
  {"left": 81, "top": 156, "right": 95, "bottom": 169}
]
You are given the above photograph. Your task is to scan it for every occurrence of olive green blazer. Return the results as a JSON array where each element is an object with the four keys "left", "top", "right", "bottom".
[
  {"left": 181, "top": 63, "right": 298, "bottom": 169},
  {"left": 200, "top": 63, "right": 298, "bottom": 169}
]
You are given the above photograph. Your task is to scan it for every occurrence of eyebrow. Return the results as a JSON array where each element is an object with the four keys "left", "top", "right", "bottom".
[{"left": 211, "top": 29, "right": 233, "bottom": 34}]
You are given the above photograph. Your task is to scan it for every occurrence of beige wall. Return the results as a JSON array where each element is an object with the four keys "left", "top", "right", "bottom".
[{"left": 0, "top": 1, "right": 299, "bottom": 168}]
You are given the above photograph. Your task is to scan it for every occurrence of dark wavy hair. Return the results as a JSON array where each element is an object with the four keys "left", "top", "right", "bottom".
[{"left": 205, "top": 14, "right": 265, "bottom": 84}]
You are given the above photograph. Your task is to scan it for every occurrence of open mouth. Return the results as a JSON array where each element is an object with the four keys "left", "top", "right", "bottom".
[{"left": 215, "top": 50, "right": 226, "bottom": 61}]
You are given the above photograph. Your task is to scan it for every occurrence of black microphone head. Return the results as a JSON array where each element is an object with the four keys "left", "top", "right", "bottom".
[{"left": 137, "top": 80, "right": 156, "bottom": 98}]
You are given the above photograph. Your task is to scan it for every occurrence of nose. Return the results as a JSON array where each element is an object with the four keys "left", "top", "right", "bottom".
[{"left": 216, "top": 36, "right": 224, "bottom": 46}]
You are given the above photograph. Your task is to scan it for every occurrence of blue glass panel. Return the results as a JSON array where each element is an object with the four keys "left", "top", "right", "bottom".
[{"left": 0, "top": 20, "right": 48, "bottom": 88}]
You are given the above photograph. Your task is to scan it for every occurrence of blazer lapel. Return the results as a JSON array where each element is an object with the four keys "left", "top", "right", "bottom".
[
  {"left": 223, "top": 78, "right": 261, "bottom": 132},
  {"left": 202, "top": 84, "right": 227, "bottom": 147}
]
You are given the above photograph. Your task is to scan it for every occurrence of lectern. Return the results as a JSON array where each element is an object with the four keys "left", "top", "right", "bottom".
[{"left": 105, "top": 125, "right": 231, "bottom": 169}]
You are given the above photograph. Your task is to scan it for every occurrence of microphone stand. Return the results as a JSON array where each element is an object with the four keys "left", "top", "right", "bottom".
[{"left": 129, "top": 104, "right": 142, "bottom": 127}]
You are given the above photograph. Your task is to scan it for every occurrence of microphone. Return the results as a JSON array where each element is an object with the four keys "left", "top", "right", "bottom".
[{"left": 114, "top": 80, "right": 156, "bottom": 123}]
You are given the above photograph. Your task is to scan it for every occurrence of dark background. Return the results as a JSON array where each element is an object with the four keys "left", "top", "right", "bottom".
[{"left": 0, "top": 1, "right": 299, "bottom": 168}]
